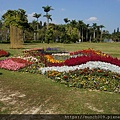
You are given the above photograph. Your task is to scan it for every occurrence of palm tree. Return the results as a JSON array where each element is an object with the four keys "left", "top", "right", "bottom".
[
  {"left": 69, "top": 20, "right": 77, "bottom": 35},
  {"left": 96, "top": 25, "right": 100, "bottom": 42},
  {"left": 89, "top": 27, "right": 94, "bottom": 43},
  {"left": 99, "top": 25, "right": 105, "bottom": 42},
  {"left": 43, "top": 14, "right": 52, "bottom": 23},
  {"left": 33, "top": 13, "right": 41, "bottom": 22},
  {"left": 64, "top": 18, "right": 70, "bottom": 24},
  {"left": 92, "top": 23, "right": 97, "bottom": 40},
  {"left": 77, "top": 20, "right": 86, "bottom": 42},
  {"left": 85, "top": 24, "right": 90, "bottom": 41},
  {"left": 33, "top": 13, "right": 41, "bottom": 40},
  {"left": 70, "top": 20, "right": 77, "bottom": 28},
  {"left": 42, "top": 5, "right": 53, "bottom": 29}
]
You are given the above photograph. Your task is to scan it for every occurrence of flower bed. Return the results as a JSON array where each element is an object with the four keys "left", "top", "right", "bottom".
[
  {"left": 39, "top": 61, "right": 120, "bottom": 74},
  {"left": 44, "top": 67, "right": 120, "bottom": 92},
  {"left": 44, "top": 47, "right": 67, "bottom": 55},
  {"left": 0, "top": 49, "right": 10, "bottom": 57},
  {"left": 39, "top": 48, "right": 120, "bottom": 93},
  {"left": 0, "top": 58, "right": 32, "bottom": 71},
  {"left": 70, "top": 48, "right": 109, "bottom": 57},
  {"left": 0, "top": 47, "right": 120, "bottom": 93}
]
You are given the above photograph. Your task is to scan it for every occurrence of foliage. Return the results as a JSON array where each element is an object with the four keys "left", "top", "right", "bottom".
[
  {"left": 2, "top": 9, "right": 30, "bottom": 48},
  {"left": 0, "top": 7, "right": 120, "bottom": 43},
  {"left": 65, "top": 26, "right": 79, "bottom": 43},
  {"left": 45, "top": 26, "right": 53, "bottom": 43},
  {"left": 2, "top": 9, "right": 28, "bottom": 29},
  {"left": 42, "top": 5, "right": 53, "bottom": 29},
  {"left": 45, "top": 68, "right": 120, "bottom": 93}
]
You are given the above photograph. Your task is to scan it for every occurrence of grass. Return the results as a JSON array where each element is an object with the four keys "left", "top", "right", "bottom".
[
  {"left": 0, "top": 42, "right": 120, "bottom": 114},
  {"left": 1, "top": 42, "right": 120, "bottom": 58}
]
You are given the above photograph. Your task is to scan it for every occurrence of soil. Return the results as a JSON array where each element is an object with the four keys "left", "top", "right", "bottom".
[{"left": 0, "top": 84, "right": 57, "bottom": 114}]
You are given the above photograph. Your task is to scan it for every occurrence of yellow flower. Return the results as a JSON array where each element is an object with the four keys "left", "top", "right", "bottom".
[
  {"left": 104, "top": 87, "right": 107, "bottom": 91},
  {"left": 45, "top": 55, "right": 62, "bottom": 63}
]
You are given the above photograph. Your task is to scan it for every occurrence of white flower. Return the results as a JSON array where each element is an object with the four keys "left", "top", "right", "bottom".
[
  {"left": 17, "top": 56, "right": 38, "bottom": 62},
  {"left": 39, "top": 61, "right": 120, "bottom": 74},
  {"left": 52, "top": 53, "right": 70, "bottom": 56}
]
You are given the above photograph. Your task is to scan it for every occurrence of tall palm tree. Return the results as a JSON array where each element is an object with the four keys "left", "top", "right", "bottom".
[
  {"left": 33, "top": 13, "right": 41, "bottom": 40},
  {"left": 77, "top": 20, "right": 86, "bottom": 42},
  {"left": 43, "top": 14, "right": 52, "bottom": 23},
  {"left": 33, "top": 13, "right": 41, "bottom": 22},
  {"left": 42, "top": 5, "right": 53, "bottom": 29},
  {"left": 86, "top": 24, "right": 90, "bottom": 41},
  {"left": 99, "top": 25, "right": 105, "bottom": 42},
  {"left": 96, "top": 25, "right": 100, "bottom": 42},
  {"left": 89, "top": 27, "right": 94, "bottom": 43},
  {"left": 70, "top": 20, "right": 77, "bottom": 28},
  {"left": 69, "top": 20, "right": 77, "bottom": 35},
  {"left": 92, "top": 23, "right": 97, "bottom": 40}
]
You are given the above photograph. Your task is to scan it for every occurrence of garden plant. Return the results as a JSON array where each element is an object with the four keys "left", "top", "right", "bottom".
[{"left": 0, "top": 47, "right": 120, "bottom": 93}]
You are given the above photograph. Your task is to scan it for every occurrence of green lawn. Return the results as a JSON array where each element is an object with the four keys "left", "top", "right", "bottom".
[
  {"left": 0, "top": 42, "right": 120, "bottom": 114},
  {"left": 1, "top": 42, "right": 120, "bottom": 58}
]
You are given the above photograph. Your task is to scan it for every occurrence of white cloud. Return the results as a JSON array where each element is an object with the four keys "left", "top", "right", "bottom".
[
  {"left": 61, "top": 8, "right": 65, "bottom": 11},
  {"left": 86, "top": 17, "right": 99, "bottom": 22},
  {"left": 27, "top": 12, "right": 36, "bottom": 22}
]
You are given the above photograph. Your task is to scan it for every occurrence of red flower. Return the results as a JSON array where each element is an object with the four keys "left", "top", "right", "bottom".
[{"left": 0, "top": 49, "right": 10, "bottom": 57}]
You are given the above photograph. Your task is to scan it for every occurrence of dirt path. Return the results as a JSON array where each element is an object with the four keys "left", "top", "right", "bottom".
[{"left": 0, "top": 84, "right": 57, "bottom": 114}]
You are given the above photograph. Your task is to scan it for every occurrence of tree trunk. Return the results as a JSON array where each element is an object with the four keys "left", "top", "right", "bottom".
[
  {"left": 10, "top": 25, "right": 23, "bottom": 49},
  {"left": 100, "top": 29, "right": 102, "bottom": 42},
  {"left": 36, "top": 19, "right": 39, "bottom": 40},
  {"left": 81, "top": 28, "right": 83, "bottom": 42}
]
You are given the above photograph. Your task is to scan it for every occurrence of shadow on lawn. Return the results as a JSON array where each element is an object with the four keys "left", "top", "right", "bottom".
[{"left": 0, "top": 73, "right": 2, "bottom": 75}]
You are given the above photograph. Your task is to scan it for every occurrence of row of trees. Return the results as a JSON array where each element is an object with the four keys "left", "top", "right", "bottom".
[{"left": 0, "top": 6, "right": 120, "bottom": 48}]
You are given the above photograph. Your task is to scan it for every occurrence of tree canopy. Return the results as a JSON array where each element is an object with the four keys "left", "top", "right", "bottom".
[
  {"left": 2, "top": 9, "right": 29, "bottom": 29},
  {"left": 0, "top": 7, "right": 120, "bottom": 44}
]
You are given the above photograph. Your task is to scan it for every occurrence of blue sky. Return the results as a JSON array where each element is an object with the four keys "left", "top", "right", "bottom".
[{"left": 0, "top": 0, "right": 120, "bottom": 33}]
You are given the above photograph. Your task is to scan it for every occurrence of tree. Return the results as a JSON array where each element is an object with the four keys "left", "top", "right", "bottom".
[
  {"left": 30, "top": 20, "right": 37, "bottom": 41},
  {"left": 85, "top": 24, "right": 90, "bottom": 41},
  {"left": 42, "top": 5, "right": 53, "bottom": 29},
  {"left": 0, "top": 20, "right": 4, "bottom": 42},
  {"left": 45, "top": 26, "right": 53, "bottom": 44},
  {"left": 33, "top": 13, "right": 41, "bottom": 22},
  {"left": 102, "top": 30, "right": 111, "bottom": 40},
  {"left": 77, "top": 20, "right": 86, "bottom": 42},
  {"left": 99, "top": 25, "right": 105, "bottom": 42},
  {"left": 117, "top": 27, "right": 119, "bottom": 33},
  {"left": 64, "top": 18, "right": 70, "bottom": 24},
  {"left": 43, "top": 14, "right": 52, "bottom": 24},
  {"left": 92, "top": 23, "right": 97, "bottom": 41},
  {"left": 70, "top": 27, "right": 79, "bottom": 43},
  {"left": 88, "top": 27, "right": 94, "bottom": 43},
  {"left": 2, "top": 9, "right": 29, "bottom": 48},
  {"left": 33, "top": 13, "right": 41, "bottom": 40},
  {"left": 70, "top": 20, "right": 77, "bottom": 28}
]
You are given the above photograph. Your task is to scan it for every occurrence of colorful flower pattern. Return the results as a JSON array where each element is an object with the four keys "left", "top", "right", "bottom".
[{"left": 0, "top": 47, "right": 120, "bottom": 93}]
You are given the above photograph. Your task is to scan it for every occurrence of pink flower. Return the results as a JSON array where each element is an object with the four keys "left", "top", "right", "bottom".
[{"left": 0, "top": 58, "right": 32, "bottom": 71}]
